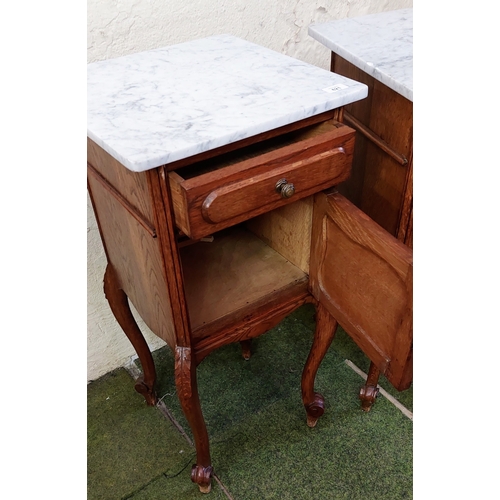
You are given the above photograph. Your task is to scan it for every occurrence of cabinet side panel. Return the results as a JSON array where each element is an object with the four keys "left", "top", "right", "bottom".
[
  {"left": 334, "top": 56, "right": 412, "bottom": 160},
  {"left": 88, "top": 138, "right": 155, "bottom": 225},
  {"left": 333, "top": 55, "right": 413, "bottom": 238},
  {"left": 359, "top": 143, "right": 408, "bottom": 235},
  {"left": 331, "top": 53, "right": 373, "bottom": 208},
  {"left": 87, "top": 144, "right": 176, "bottom": 349}
]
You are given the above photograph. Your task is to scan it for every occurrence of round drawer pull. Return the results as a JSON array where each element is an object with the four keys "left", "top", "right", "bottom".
[{"left": 275, "top": 178, "right": 295, "bottom": 199}]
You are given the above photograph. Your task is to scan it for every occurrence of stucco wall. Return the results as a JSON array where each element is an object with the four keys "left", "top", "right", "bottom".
[{"left": 87, "top": 0, "right": 413, "bottom": 382}]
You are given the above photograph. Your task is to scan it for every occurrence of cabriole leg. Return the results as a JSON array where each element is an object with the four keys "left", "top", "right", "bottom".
[
  {"left": 359, "top": 362, "right": 380, "bottom": 412},
  {"left": 301, "top": 302, "right": 338, "bottom": 427},
  {"left": 103, "top": 264, "right": 158, "bottom": 406},
  {"left": 175, "top": 346, "right": 213, "bottom": 493}
]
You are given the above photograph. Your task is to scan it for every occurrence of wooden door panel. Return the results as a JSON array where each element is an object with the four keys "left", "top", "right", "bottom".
[{"left": 310, "top": 190, "right": 413, "bottom": 390}]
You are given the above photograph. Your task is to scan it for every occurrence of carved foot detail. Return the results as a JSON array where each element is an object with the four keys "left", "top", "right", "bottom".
[
  {"left": 359, "top": 384, "right": 379, "bottom": 412},
  {"left": 191, "top": 464, "right": 213, "bottom": 493},
  {"left": 304, "top": 392, "right": 325, "bottom": 428},
  {"left": 240, "top": 340, "right": 252, "bottom": 360},
  {"left": 134, "top": 377, "right": 158, "bottom": 406},
  {"left": 359, "top": 362, "right": 381, "bottom": 412}
]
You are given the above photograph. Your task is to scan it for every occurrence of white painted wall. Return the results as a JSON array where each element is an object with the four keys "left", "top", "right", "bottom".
[{"left": 87, "top": 0, "right": 413, "bottom": 381}]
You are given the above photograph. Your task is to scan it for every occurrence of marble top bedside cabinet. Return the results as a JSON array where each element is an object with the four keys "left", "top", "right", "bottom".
[
  {"left": 309, "top": 9, "right": 413, "bottom": 410},
  {"left": 310, "top": 8, "right": 413, "bottom": 247},
  {"left": 87, "top": 34, "right": 412, "bottom": 493}
]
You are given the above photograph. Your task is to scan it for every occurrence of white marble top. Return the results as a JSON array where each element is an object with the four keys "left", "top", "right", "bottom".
[
  {"left": 309, "top": 9, "right": 412, "bottom": 102},
  {"left": 87, "top": 34, "right": 368, "bottom": 172}
]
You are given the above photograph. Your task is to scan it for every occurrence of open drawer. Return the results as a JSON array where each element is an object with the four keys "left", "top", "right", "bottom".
[
  {"left": 310, "top": 190, "right": 413, "bottom": 391},
  {"left": 169, "top": 119, "right": 355, "bottom": 240}
]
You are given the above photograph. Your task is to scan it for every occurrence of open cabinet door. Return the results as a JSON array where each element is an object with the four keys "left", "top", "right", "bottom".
[{"left": 310, "top": 190, "right": 412, "bottom": 391}]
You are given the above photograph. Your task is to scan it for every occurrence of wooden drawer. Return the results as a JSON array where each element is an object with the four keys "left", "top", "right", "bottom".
[{"left": 169, "top": 119, "right": 355, "bottom": 240}]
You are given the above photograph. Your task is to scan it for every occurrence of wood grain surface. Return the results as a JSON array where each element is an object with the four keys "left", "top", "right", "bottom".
[{"left": 310, "top": 190, "right": 412, "bottom": 390}]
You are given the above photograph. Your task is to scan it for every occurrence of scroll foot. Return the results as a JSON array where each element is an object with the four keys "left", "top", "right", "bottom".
[
  {"left": 134, "top": 377, "right": 158, "bottom": 406},
  {"left": 359, "top": 385, "right": 379, "bottom": 412},
  {"left": 359, "top": 362, "right": 380, "bottom": 412},
  {"left": 240, "top": 339, "right": 252, "bottom": 360},
  {"left": 305, "top": 392, "right": 325, "bottom": 428},
  {"left": 191, "top": 464, "right": 213, "bottom": 494}
]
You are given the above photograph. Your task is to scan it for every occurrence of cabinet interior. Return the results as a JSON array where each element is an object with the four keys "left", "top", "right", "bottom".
[{"left": 179, "top": 197, "right": 314, "bottom": 336}]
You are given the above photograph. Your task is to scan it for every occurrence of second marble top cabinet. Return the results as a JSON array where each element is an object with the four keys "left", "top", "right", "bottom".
[
  {"left": 309, "top": 9, "right": 414, "bottom": 248},
  {"left": 332, "top": 53, "right": 413, "bottom": 247}
]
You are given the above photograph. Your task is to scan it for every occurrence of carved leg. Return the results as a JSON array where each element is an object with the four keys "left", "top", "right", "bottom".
[
  {"left": 359, "top": 362, "right": 380, "bottom": 412},
  {"left": 175, "top": 347, "right": 213, "bottom": 493},
  {"left": 240, "top": 339, "right": 252, "bottom": 360},
  {"left": 103, "top": 265, "right": 158, "bottom": 406},
  {"left": 301, "top": 302, "right": 338, "bottom": 428}
]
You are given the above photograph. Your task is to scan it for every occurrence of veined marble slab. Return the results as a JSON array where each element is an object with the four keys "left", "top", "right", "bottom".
[
  {"left": 87, "top": 34, "right": 367, "bottom": 172},
  {"left": 309, "top": 9, "right": 412, "bottom": 102}
]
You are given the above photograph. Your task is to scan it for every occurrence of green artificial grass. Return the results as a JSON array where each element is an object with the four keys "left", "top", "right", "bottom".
[
  {"left": 87, "top": 369, "right": 227, "bottom": 499},
  {"left": 88, "top": 304, "right": 412, "bottom": 499}
]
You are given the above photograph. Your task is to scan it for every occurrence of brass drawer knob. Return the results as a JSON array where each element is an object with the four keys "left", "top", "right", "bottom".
[{"left": 275, "top": 178, "right": 295, "bottom": 199}]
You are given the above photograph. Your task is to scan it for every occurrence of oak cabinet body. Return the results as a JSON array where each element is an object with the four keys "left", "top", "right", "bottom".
[
  {"left": 88, "top": 112, "right": 412, "bottom": 492},
  {"left": 88, "top": 33, "right": 412, "bottom": 492}
]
